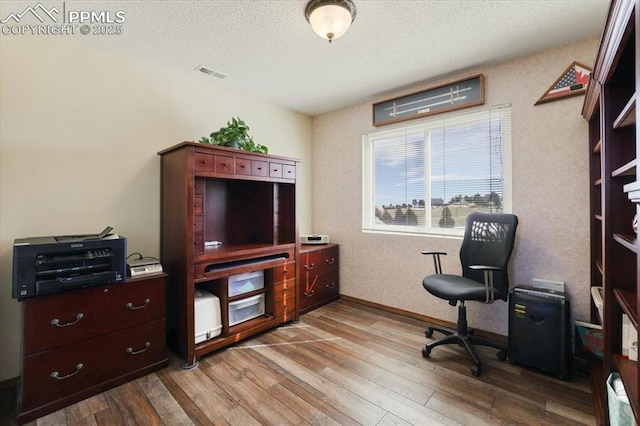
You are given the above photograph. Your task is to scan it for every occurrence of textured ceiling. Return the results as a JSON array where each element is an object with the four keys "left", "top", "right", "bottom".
[{"left": 6, "top": 1, "right": 611, "bottom": 116}]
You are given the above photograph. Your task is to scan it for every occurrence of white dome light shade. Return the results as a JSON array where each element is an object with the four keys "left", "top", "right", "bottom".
[{"left": 305, "top": 0, "right": 356, "bottom": 43}]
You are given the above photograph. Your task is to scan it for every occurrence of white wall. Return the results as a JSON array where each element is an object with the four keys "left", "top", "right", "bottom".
[
  {"left": 0, "top": 35, "right": 313, "bottom": 381},
  {"left": 311, "top": 38, "right": 598, "bottom": 337}
]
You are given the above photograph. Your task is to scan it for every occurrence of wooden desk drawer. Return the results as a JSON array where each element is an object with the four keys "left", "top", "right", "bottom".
[
  {"left": 214, "top": 155, "right": 234, "bottom": 174},
  {"left": 236, "top": 158, "right": 251, "bottom": 175},
  {"left": 300, "top": 271, "right": 338, "bottom": 312},
  {"left": 194, "top": 215, "right": 203, "bottom": 233},
  {"left": 300, "top": 246, "right": 338, "bottom": 277},
  {"left": 274, "top": 274, "right": 295, "bottom": 320},
  {"left": 194, "top": 196, "right": 204, "bottom": 215},
  {"left": 23, "top": 293, "right": 94, "bottom": 355},
  {"left": 269, "top": 162, "right": 283, "bottom": 178},
  {"left": 194, "top": 178, "right": 205, "bottom": 195},
  {"left": 21, "top": 319, "right": 166, "bottom": 412},
  {"left": 283, "top": 164, "right": 296, "bottom": 180},
  {"left": 195, "top": 153, "right": 214, "bottom": 172},
  {"left": 98, "top": 277, "right": 166, "bottom": 332},
  {"left": 252, "top": 160, "right": 268, "bottom": 177},
  {"left": 23, "top": 278, "right": 166, "bottom": 354},
  {"left": 273, "top": 261, "right": 295, "bottom": 283}
]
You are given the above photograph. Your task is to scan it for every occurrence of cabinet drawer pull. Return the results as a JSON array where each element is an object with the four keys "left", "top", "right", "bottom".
[
  {"left": 326, "top": 257, "right": 335, "bottom": 265},
  {"left": 304, "top": 263, "right": 314, "bottom": 271},
  {"left": 304, "top": 290, "right": 315, "bottom": 298},
  {"left": 51, "top": 313, "right": 83, "bottom": 328},
  {"left": 326, "top": 282, "right": 336, "bottom": 289},
  {"left": 126, "top": 299, "right": 150, "bottom": 310},
  {"left": 127, "top": 342, "right": 151, "bottom": 355},
  {"left": 51, "top": 363, "right": 83, "bottom": 380}
]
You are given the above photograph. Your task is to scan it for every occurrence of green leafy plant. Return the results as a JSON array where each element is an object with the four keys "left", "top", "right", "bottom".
[{"left": 199, "top": 117, "right": 268, "bottom": 154}]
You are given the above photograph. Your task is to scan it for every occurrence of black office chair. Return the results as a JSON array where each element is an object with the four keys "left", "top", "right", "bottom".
[{"left": 421, "top": 212, "right": 518, "bottom": 377}]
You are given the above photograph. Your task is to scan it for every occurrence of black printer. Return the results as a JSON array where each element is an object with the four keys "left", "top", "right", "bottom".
[{"left": 12, "top": 227, "right": 126, "bottom": 300}]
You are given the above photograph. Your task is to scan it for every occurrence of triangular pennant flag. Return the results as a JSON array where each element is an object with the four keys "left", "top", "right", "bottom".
[{"left": 535, "top": 61, "right": 592, "bottom": 105}]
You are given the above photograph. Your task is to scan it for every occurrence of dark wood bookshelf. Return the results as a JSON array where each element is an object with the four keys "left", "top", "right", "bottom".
[{"left": 582, "top": 0, "right": 638, "bottom": 423}]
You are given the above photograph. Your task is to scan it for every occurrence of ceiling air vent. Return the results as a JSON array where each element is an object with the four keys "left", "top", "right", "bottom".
[{"left": 194, "top": 65, "right": 226, "bottom": 79}]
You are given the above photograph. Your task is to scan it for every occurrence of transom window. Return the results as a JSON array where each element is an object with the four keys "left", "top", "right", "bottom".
[{"left": 362, "top": 105, "right": 512, "bottom": 237}]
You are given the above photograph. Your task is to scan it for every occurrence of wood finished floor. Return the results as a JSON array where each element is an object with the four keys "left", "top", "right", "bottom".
[{"left": 1, "top": 299, "right": 596, "bottom": 425}]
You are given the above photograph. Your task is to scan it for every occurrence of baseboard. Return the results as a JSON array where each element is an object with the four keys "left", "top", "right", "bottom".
[
  {"left": 339, "top": 294, "right": 508, "bottom": 344},
  {"left": 0, "top": 376, "right": 18, "bottom": 391}
]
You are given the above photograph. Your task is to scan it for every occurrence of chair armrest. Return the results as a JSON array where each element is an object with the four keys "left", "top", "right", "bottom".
[
  {"left": 421, "top": 251, "right": 447, "bottom": 274},
  {"left": 469, "top": 265, "right": 501, "bottom": 303},
  {"left": 468, "top": 265, "right": 500, "bottom": 271}
]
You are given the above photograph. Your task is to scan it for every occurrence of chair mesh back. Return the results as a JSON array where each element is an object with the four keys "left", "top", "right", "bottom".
[{"left": 459, "top": 213, "right": 518, "bottom": 301}]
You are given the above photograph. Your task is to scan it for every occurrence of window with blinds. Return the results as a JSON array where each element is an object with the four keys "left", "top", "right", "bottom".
[{"left": 362, "top": 105, "right": 512, "bottom": 237}]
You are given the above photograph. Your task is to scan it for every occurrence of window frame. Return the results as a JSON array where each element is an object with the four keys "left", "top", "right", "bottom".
[{"left": 362, "top": 104, "right": 512, "bottom": 238}]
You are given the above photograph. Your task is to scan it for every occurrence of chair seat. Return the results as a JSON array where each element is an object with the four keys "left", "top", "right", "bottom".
[{"left": 422, "top": 274, "right": 505, "bottom": 303}]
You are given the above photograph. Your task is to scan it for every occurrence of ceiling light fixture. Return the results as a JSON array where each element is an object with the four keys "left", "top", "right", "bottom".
[{"left": 305, "top": 0, "right": 356, "bottom": 43}]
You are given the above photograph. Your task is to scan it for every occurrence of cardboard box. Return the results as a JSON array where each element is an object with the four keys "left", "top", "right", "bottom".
[{"left": 574, "top": 320, "right": 603, "bottom": 359}]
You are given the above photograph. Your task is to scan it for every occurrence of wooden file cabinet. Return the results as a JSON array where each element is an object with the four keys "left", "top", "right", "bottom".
[
  {"left": 17, "top": 274, "right": 168, "bottom": 424},
  {"left": 299, "top": 244, "right": 339, "bottom": 314}
]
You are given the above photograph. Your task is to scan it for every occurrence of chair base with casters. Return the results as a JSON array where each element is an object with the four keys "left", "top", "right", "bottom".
[
  {"left": 420, "top": 213, "right": 518, "bottom": 377},
  {"left": 421, "top": 301, "right": 507, "bottom": 377}
]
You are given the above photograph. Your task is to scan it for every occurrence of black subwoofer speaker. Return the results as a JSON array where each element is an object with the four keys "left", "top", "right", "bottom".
[{"left": 508, "top": 286, "right": 571, "bottom": 379}]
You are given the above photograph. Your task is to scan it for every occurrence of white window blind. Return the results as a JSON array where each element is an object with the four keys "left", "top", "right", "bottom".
[{"left": 362, "top": 105, "right": 512, "bottom": 237}]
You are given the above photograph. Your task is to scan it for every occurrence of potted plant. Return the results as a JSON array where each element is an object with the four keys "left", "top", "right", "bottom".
[{"left": 199, "top": 117, "right": 268, "bottom": 154}]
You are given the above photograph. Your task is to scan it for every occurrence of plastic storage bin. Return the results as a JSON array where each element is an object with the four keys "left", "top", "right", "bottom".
[
  {"left": 228, "top": 270, "right": 264, "bottom": 297},
  {"left": 194, "top": 289, "right": 222, "bottom": 343},
  {"left": 606, "top": 372, "right": 637, "bottom": 426},
  {"left": 229, "top": 293, "right": 265, "bottom": 326},
  {"left": 591, "top": 286, "right": 604, "bottom": 324}
]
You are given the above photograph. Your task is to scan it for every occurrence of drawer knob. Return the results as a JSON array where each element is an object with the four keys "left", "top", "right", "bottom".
[
  {"left": 127, "top": 341, "right": 151, "bottom": 355},
  {"left": 326, "top": 258, "right": 335, "bottom": 265},
  {"left": 51, "top": 363, "right": 83, "bottom": 380},
  {"left": 51, "top": 313, "right": 83, "bottom": 328},
  {"left": 126, "top": 299, "right": 150, "bottom": 310},
  {"left": 304, "top": 290, "right": 315, "bottom": 298},
  {"left": 326, "top": 282, "right": 336, "bottom": 289},
  {"left": 304, "top": 263, "right": 315, "bottom": 271}
]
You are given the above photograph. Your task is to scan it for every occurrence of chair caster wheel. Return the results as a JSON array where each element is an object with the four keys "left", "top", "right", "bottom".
[
  {"left": 422, "top": 347, "right": 431, "bottom": 357},
  {"left": 471, "top": 364, "right": 481, "bottom": 377},
  {"left": 425, "top": 329, "right": 433, "bottom": 338},
  {"left": 497, "top": 349, "right": 507, "bottom": 361}
]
